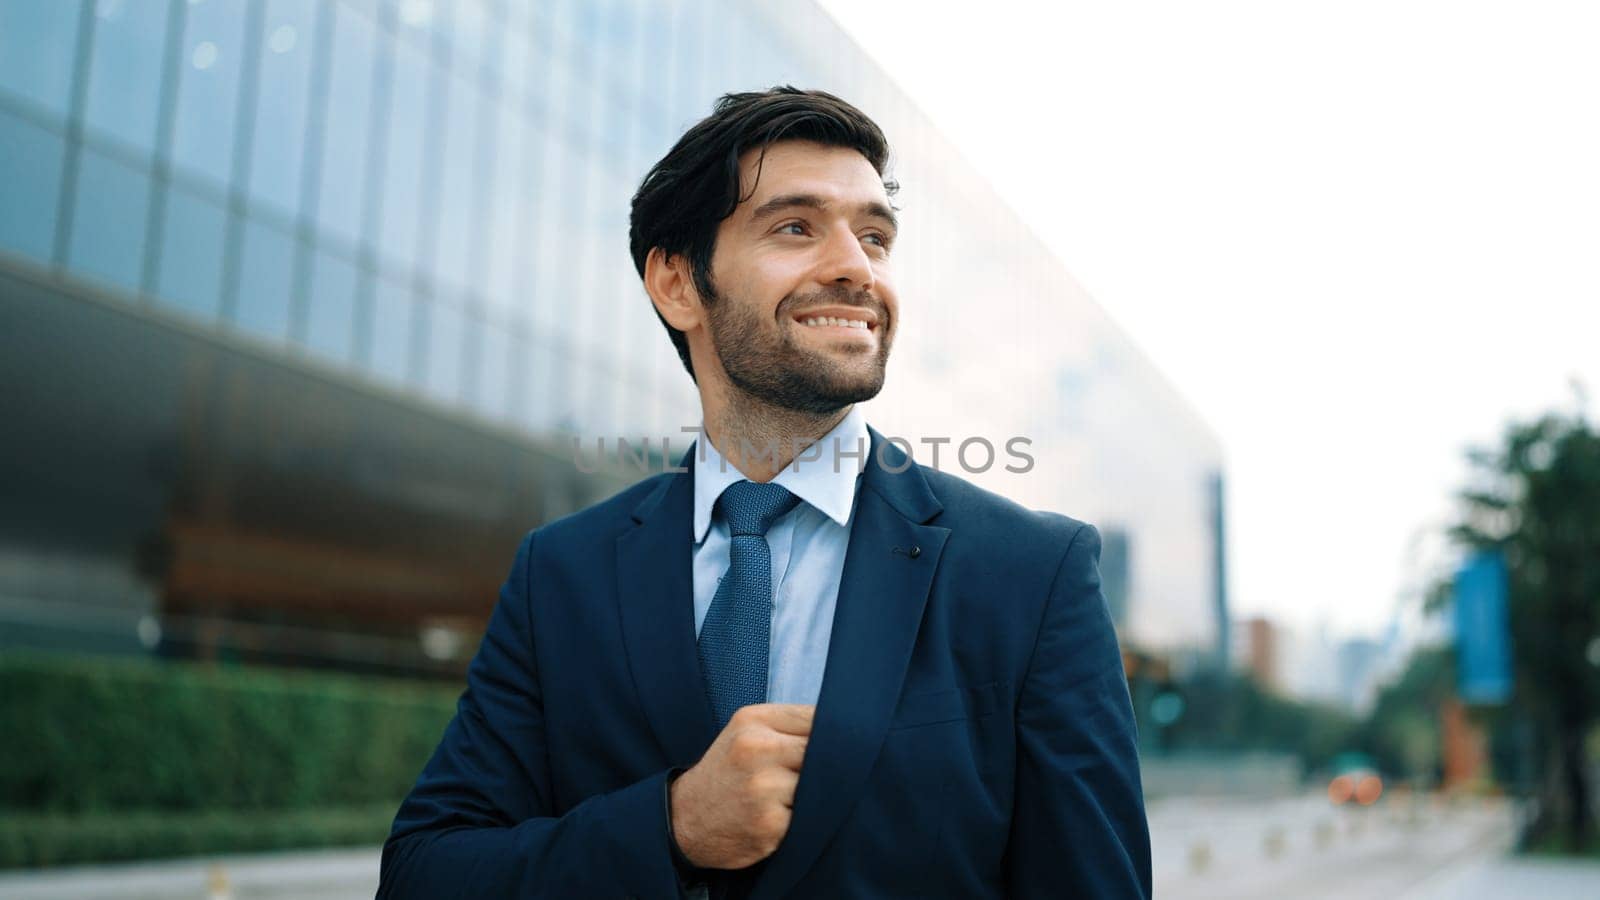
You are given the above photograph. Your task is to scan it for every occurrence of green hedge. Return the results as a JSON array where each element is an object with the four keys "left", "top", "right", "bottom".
[
  {"left": 0, "top": 651, "right": 458, "bottom": 817},
  {"left": 0, "top": 804, "right": 396, "bottom": 869}
]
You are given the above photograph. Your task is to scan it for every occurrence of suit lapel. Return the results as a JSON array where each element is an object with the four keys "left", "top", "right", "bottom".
[
  {"left": 751, "top": 428, "right": 950, "bottom": 900},
  {"left": 615, "top": 447, "right": 716, "bottom": 768}
]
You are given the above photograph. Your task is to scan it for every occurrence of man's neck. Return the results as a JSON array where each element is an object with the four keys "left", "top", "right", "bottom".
[{"left": 702, "top": 392, "right": 851, "bottom": 483}]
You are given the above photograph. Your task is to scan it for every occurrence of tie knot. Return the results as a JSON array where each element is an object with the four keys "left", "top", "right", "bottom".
[{"left": 717, "top": 480, "right": 801, "bottom": 537}]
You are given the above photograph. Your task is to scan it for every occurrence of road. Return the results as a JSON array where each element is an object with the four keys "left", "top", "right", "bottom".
[
  {"left": 1, "top": 794, "right": 1596, "bottom": 898},
  {"left": 1152, "top": 792, "right": 1599, "bottom": 900}
]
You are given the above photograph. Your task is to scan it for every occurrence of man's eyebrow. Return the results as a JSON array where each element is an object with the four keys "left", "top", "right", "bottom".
[{"left": 749, "top": 193, "right": 899, "bottom": 233}]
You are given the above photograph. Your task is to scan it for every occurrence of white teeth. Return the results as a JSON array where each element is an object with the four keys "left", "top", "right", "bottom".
[{"left": 801, "top": 316, "right": 869, "bottom": 329}]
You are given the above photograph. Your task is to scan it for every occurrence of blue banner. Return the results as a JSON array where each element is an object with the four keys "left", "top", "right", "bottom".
[{"left": 1454, "top": 550, "right": 1512, "bottom": 704}]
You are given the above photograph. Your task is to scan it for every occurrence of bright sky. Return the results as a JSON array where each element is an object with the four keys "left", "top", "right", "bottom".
[{"left": 819, "top": 0, "right": 1600, "bottom": 638}]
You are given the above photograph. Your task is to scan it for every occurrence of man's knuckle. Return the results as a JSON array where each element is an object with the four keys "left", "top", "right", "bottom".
[
  {"left": 761, "top": 806, "right": 790, "bottom": 836},
  {"left": 748, "top": 769, "right": 781, "bottom": 795},
  {"left": 732, "top": 729, "right": 775, "bottom": 759}
]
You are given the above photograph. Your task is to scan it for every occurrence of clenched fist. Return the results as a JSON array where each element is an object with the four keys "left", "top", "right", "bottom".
[{"left": 669, "top": 704, "right": 814, "bottom": 870}]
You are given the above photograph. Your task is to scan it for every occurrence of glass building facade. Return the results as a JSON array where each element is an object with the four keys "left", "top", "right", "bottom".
[{"left": 0, "top": 0, "right": 1226, "bottom": 674}]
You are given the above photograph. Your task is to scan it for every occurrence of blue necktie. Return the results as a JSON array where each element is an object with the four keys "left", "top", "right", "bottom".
[{"left": 698, "top": 480, "right": 801, "bottom": 732}]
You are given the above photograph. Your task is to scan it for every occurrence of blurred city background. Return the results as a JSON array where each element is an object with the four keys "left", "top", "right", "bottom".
[{"left": 1, "top": 0, "right": 1596, "bottom": 897}]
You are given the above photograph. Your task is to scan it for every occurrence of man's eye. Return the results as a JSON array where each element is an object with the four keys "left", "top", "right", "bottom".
[
  {"left": 863, "top": 232, "right": 890, "bottom": 249},
  {"left": 778, "top": 222, "right": 807, "bottom": 235}
]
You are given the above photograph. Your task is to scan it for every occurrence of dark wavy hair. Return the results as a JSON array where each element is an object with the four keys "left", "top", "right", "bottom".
[{"left": 628, "top": 86, "right": 897, "bottom": 382}]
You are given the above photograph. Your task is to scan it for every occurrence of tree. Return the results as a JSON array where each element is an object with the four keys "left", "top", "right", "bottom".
[
  {"left": 1350, "top": 645, "right": 1452, "bottom": 782},
  {"left": 1443, "top": 397, "right": 1600, "bottom": 850}
]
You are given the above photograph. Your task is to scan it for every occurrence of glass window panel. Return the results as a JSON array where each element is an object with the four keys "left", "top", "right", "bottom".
[
  {"left": 67, "top": 145, "right": 150, "bottom": 291},
  {"left": 530, "top": 133, "right": 578, "bottom": 336},
  {"left": 425, "top": 298, "right": 465, "bottom": 404},
  {"left": 508, "top": 115, "right": 542, "bottom": 320},
  {"left": 169, "top": 0, "right": 246, "bottom": 186},
  {"left": 447, "top": 0, "right": 491, "bottom": 79},
  {"left": 540, "top": 0, "right": 581, "bottom": 53},
  {"left": 473, "top": 318, "right": 509, "bottom": 421},
  {"left": 155, "top": 184, "right": 227, "bottom": 320},
  {"left": 369, "top": 275, "right": 416, "bottom": 385},
  {"left": 82, "top": 0, "right": 169, "bottom": 156},
  {"left": 304, "top": 247, "right": 358, "bottom": 363},
  {"left": 584, "top": 365, "right": 619, "bottom": 438},
  {"left": 574, "top": 149, "right": 609, "bottom": 357},
  {"left": 232, "top": 218, "right": 296, "bottom": 340},
  {"left": 377, "top": 36, "right": 429, "bottom": 269},
  {"left": 499, "top": 29, "right": 530, "bottom": 103},
  {"left": 617, "top": 264, "right": 652, "bottom": 385},
  {"left": 315, "top": 2, "right": 375, "bottom": 245},
  {"left": 432, "top": 72, "right": 481, "bottom": 291},
  {"left": 537, "top": 43, "right": 575, "bottom": 138},
  {"left": 568, "top": 57, "right": 603, "bottom": 150},
  {"left": 247, "top": 0, "right": 318, "bottom": 217},
  {"left": 0, "top": 0, "right": 83, "bottom": 118},
  {"left": 389, "top": 0, "right": 433, "bottom": 43},
  {"left": 485, "top": 106, "right": 527, "bottom": 310},
  {"left": 593, "top": 0, "right": 635, "bottom": 100},
  {"left": 0, "top": 106, "right": 65, "bottom": 264},
  {"left": 523, "top": 332, "right": 569, "bottom": 435}
]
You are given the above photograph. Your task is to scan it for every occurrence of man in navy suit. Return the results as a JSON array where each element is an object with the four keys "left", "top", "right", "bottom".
[{"left": 380, "top": 87, "right": 1150, "bottom": 899}]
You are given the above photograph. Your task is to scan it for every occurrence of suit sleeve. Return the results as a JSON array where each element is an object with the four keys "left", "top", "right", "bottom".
[
  {"left": 378, "top": 530, "right": 685, "bottom": 899},
  {"left": 1006, "top": 523, "right": 1153, "bottom": 899}
]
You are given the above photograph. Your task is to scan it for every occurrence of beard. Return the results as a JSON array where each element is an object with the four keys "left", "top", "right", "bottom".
[{"left": 702, "top": 279, "right": 892, "bottom": 416}]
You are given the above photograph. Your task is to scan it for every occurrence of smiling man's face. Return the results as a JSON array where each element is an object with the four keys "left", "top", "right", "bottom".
[{"left": 697, "top": 140, "right": 899, "bottom": 416}]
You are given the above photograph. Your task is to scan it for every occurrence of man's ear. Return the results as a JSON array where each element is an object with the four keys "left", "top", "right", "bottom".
[{"left": 644, "top": 248, "right": 702, "bottom": 334}]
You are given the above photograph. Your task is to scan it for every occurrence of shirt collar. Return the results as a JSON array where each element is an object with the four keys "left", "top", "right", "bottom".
[{"left": 692, "top": 405, "right": 869, "bottom": 544}]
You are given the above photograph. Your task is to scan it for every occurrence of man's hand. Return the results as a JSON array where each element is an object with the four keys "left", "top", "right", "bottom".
[{"left": 670, "top": 704, "right": 814, "bottom": 870}]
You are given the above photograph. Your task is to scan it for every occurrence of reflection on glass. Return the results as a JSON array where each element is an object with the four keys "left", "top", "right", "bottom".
[
  {"left": 304, "top": 248, "right": 359, "bottom": 364},
  {"left": 155, "top": 185, "right": 227, "bottom": 321},
  {"left": 377, "top": 37, "right": 429, "bottom": 268},
  {"left": 523, "top": 332, "right": 565, "bottom": 435},
  {"left": 499, "top": 29, "right": 531, "bottom": 105},
  {"left": 433, "top": 73, "right": 483, "bottom": 291},
  {"left": 170, "top": 0, "right": 246, "bottom": 186},
  {"left": 532, "top": 135, "right": 579, "bottom": 336},
  {"left": 315, "top": 3, "right": 376, "bottom": 246},
  {"left": 509, "top": 116, "right": 544, "bottom": 322},
  {"left": 248, "top": 0, "right": 320, "bottom": 217},
  {"left": 524, "top": 331, "right": 556, "bottom": 432},
  {"left": 425, "top": 298, "right": 466, "bottom": 404},
  {"left": 473, "top": 317, "right": 509, "bottom": 421},
  {"left": 82, "top": 0, "right": 169, "bottom": 156},
  {"left": 446, "top": 0, "right": 491, "bottom": 79},
  {"left": 0, "top": 1, "right": 83, "bottom": 117},
  {"left": 67, "top": 146, "right": 150, "bottom": 291},
  {"left": 572, "top": 150, "right": 610, "bottom": 358},
  {"left": 539, "top": 0, "right": 583, "bottom": 53},
  {"left": 484, "top": 105, "right": 525, "bottom": 309},
  {"left": 233, "top": 218, "right": 296, "bottom": 341},
  {"left": 0, "top": 107, "right": 65, "bottom": 263},
  {"left": 369, "top": 275, "right": 417, "bottom": 385}
]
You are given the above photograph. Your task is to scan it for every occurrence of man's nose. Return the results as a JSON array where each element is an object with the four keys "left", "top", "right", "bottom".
[{"left": 816, "top": 227, "right": 874, "bottom": 291}]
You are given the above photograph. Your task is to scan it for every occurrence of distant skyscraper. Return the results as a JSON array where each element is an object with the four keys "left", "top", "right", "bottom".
[
  {"left": 1236, "top": 616, "right": 1281, "bottom": 692},
  {"left": 1210, "top": 471, "right": 1230, "bottom": 669}
]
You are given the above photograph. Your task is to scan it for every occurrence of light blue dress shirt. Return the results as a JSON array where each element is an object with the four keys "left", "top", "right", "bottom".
[{"left": 690, "top": 405, "right": 869, "bottom": 707}]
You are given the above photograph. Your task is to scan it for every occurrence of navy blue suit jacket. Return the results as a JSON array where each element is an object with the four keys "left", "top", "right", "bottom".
[{"left": 380, "top": 428, "right": 1151, "bottom": 898}]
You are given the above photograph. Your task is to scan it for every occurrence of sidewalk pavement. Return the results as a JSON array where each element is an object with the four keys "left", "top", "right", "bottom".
[
  {"left": 1403, "top": 856, "right": 1600, "bottom": 900},
  {"left": 0, "top": 847, "right": 380, "bottom": 900}
]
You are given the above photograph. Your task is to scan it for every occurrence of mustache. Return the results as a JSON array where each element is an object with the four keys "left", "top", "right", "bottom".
[{"left": 782, "top": 286, "right": 887, "bottom": 320}]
